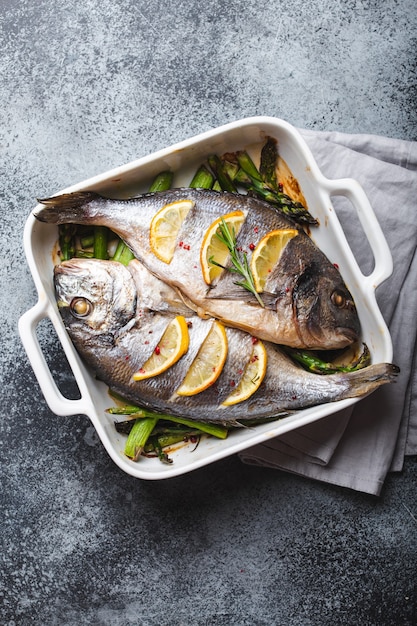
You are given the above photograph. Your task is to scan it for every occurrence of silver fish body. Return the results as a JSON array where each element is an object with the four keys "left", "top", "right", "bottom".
[
  {"left": 38, "top": 189, "right": 361, "bottom": 350},
  {"left": 54, "top": 258, "right": 398, "bottom": 426}
]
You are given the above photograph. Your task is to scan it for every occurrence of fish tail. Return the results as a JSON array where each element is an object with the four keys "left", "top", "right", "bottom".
[
  {"left": 35, "top": 191, "right": 102, "bottom": 224},
  {"left": 342, "top": 362, "right": 400, "bottom": 397}
]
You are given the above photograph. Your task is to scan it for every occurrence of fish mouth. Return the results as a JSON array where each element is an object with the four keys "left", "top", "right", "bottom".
[
  {"left": 54, "top": 258, "right": 85, "bottom": 274},
  {"left": 337, "top": 326, "right": 360, "bottom": 344}
]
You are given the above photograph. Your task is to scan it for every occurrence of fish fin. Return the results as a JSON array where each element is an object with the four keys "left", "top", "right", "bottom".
[
  {"left": 206, "top": 287, "right": 242, "bottom": 301},
  {"left": 35, "top": 191, "right": 103, "bottom": 223},
  {"left": 257, "top": 291, "right": 279, "bottom": 309},
  {"left": 114, "top": 318, "right": 136, "bottom": 341},
  {"left": 235, "top": 412, "right": 291, "bottom": 427},
  {"left": 168, "top": 289, "right": 212, "bottom": 319},
  {"left": 83, "top": 332, "right": 115, "bottom": 349},
  {"left": 207, "top": 286, "right": 278, "bottom": 309},
  {"left": 171, "top": 288, "right": 217, "bottom": 320},
  {"left": 340, "top": 362, "right": 400, "bottom": 397},
  {"left": 219, "top": 412, "right": 290, "bottom": 428}
]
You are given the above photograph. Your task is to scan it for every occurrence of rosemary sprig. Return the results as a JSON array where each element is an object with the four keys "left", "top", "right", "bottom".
[{"left": 209, "top": 218, "right": 264, "bottom": 307}]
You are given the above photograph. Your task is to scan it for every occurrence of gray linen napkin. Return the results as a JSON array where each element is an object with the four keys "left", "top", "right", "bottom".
[{"left": 239, "top": 130, "right": 417, "bottom": 495}]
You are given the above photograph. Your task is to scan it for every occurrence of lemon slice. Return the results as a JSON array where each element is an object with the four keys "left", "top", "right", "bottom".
[
  {"left": 132, "top": 315, "right": 189, "bottom": 380},
  {"left": 176, "top": 320, "right": 228, "bottom": 396},
  {"left": 150, "top": 199, "right": 194, "bottom": 263},
  {"left": 222, "top": 339, "right": 267, "bottom": 406},
  {"left": 200, "top": 211, "right": 245, "bottom": 284},
  {"left": 250, "top": 228, "right": 298, "bottom": 292}
]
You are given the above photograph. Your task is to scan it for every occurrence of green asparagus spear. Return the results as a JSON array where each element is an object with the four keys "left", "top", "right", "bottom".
[
  {"left": 220, "top": 156, "right": 240, "bottom": 182},
  {"left": 189, "top": 165, "right": 215, "bottom": 189},
  {"left": 107, "top": 399, "right": 145, "bottom": 414},
  {"left": 115, "top": 419, "right": 201, "bottom": 443},
  {"left": 118, "top": 244, "right": 136, "bottom": 266},
  {"left": 152, "top": 430, "right": 201, "bottom": 448},
  {"left": 80, "top": 234, "right": 95, "bottom": 249},
  {"left": 146, "top": 435, "right": 173, "bottom": 463},
  {"left": 232, "top": 148, "right": 318, "bottom": 226},
  {"left": 124, "top": 416, "right": 159, "bottom": 461},
  {"left": 286, "top": 344, "right": 371, "bottom": 374},
  {"left": 259, "top": 136, "right": 279, "bottom": 190},
  {"left": 114, "top": 411, "right": 205, "bottom": 463},
  {"left": 148, "top": 170, "right": 174, "bottom": 192},
  {"left": 111, "top": 238, "right": 134, "bottom": 265},
  {"left": 207, "top": 155, "right": 238, "bottom": 192},
  {"left": 93, "top": 226, "right": 109, "bottom": 260},
  {"left": 58, "top": 224, "right": 76, "bottom": 261},
  {"left": 107, "top": 401, "right": 228, "bottom": 440},
  {"left": 235, "top": 151, "right": 263, "bottom": 182}
]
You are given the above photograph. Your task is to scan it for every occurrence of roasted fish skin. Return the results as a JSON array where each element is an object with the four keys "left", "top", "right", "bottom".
[
  {"left": 53, "top": 258, "right": 398, "bottom": 426},
  {"left": 37, "top": 189, "right": 361, "bottom": 349}
]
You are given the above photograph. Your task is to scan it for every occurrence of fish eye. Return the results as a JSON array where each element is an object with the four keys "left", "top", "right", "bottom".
[
  {"left": 331, "top": 290, "right": 347, "bottom": 309},
  {"left": 70, "top": 297, "right": 93, "bottom": 318}
]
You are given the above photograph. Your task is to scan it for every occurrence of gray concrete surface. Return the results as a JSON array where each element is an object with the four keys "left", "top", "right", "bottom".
[{"left": 1, "top": 1, "right": 416, "bottom": 624}]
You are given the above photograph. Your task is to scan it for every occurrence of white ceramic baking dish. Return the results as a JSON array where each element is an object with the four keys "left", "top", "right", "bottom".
[{"left": 18, "top": 116, "right": 393, "bottom": 479}]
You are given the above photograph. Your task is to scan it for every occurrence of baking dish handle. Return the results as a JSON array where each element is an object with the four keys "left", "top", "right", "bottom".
[
  {"left": 323, "top": 177, "right": 393, "bottom": 288},
  {"left": 18, "top": 300, "right": 92, "bottom": 417}
]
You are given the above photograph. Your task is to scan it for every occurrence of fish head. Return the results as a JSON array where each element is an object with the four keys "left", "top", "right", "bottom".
[
  {"left": 54, "top": 259, "right": 137, "bottom": 341},
  {"left": 291, "top": 261, "right": 361, "bottom": 349}
]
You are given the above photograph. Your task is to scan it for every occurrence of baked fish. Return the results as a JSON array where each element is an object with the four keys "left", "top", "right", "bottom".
[
  {"left": 53, "top": 258, "right": 398, "bottom": 425},
  {"left": 37, "top": 188, "right": 361, "bottom": 350}
]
